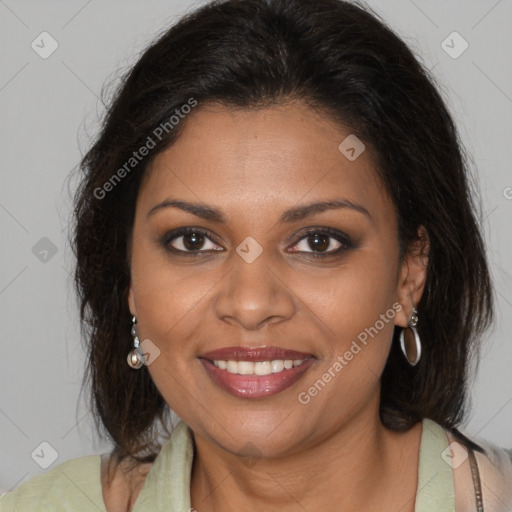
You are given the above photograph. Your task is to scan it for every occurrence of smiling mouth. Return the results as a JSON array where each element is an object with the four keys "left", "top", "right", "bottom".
[
  {"left": 198, "top": 346, "right": 316, "bottom": 398},
  {"left": 210, "top": 358, "right": 309, "bottom": 375}
]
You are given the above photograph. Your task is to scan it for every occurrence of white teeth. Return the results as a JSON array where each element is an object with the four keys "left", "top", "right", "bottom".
[
  {"left": 212, "top": 358, "right": 307, "bottom": 375},
  {"left": 227, "top": 360, "right": 238, "bottom": 373},
  {"left": 271, "top": 360, "right": 284, "bottom": 373},
  {"left": 238, "top": 361, "right": 254, "bottom": 375},
  {"left": 254, "top": 361, "right": 271, "bottom": 375}
]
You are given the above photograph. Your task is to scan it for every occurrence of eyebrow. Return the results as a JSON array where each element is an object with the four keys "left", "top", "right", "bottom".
[{"left": 146, "top": 198, "right": 371, "bottom": 223}]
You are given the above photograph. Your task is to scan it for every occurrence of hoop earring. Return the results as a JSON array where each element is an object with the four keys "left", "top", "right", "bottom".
[
  {"left": 127, "top": 315, "right": 143, "bottom": 369},
  {"left": 399, "top": 305, "right": 422, "bottom": 366}
]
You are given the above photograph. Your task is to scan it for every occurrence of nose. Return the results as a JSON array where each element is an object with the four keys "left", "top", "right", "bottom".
[{"left": 214, "top": 249, "right": 296, "bottom": 331}]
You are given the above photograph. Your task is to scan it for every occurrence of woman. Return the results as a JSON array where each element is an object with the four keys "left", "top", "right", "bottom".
[{"left": 1, "top": 0, "right": 511, "bottom": 510}]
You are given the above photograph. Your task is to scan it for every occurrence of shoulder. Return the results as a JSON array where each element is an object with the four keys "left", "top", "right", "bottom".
[
  {"left": 445, "top": 428, "right": 512, "bottom": 511},
  {"left": 0, "top": 455, "right": 106, "bottom": 512}
]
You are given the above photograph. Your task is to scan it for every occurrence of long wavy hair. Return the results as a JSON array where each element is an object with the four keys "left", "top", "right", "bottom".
[{"left": 71, "top": 0, "right": 494, "bottom": 473}]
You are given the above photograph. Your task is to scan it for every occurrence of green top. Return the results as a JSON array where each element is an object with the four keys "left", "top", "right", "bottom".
[{"left": 0, "top": 418, "right": 505, "bottom": 511}]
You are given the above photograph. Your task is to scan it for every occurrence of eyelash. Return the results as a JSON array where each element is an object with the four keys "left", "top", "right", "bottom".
[{"left": 162, "top": 226, "right": 353, "bottom": 258}]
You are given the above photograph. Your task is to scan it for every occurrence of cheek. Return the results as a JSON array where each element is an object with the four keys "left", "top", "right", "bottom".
[
  {"left": 130, "top": 253, "right": 211, "bottom": 412},
  {"left": 305, "top": 248, "right": 399, "bottom": 376},
  {"left": 130, "top": 241, "right": 215, "bottom": 346},
  {"left": 311, "top": 250, "right": 397, "bottom": 330}
]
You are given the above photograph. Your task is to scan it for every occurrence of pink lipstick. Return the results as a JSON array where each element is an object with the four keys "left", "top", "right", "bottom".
[{"left": 199, "top": 346, "right": 315, "bottom": 399}]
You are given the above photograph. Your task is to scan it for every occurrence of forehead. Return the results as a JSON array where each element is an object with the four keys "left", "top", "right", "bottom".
[{"left": 137, "top": 102, "right": 393, "bottom": 227}]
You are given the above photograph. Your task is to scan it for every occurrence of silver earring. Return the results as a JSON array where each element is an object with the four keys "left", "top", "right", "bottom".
[
  {"left": 399, "top": 303, "right": 422, "bottom": 366},
  {"left": 127, "top": 315, "right": 143, "bottom": 369}
]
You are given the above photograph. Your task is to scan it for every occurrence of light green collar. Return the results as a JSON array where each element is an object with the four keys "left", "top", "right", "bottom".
[
  {"left": 132, "top": 420, "right": 194, "bottom": 511},
  {"left": 132, "top": 417, "right": 455, "bottom": 511},
  {"left": 415, "top": 418, "right": 456, "bottom": 511}
]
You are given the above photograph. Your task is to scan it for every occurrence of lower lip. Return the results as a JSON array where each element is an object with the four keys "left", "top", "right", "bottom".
[{"left": 199, "top": 358, "right": 315, "bottom": 399}]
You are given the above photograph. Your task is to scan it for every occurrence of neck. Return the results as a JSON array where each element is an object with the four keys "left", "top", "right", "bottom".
[{"left": 190, "top": 397, "right": 421, "bottom": 512}]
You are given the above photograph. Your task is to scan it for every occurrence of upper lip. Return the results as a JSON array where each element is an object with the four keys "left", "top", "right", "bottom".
[{"left": 199, "top": 346, "right": 314, "bottom": 362}]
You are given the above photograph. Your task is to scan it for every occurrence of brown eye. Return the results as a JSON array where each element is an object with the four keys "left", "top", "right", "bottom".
[
  {"left": 306, "top": 233, "right": 330, "bottom": 252},
  {"left": 182, "top": 231, "right": 205, "bottom": 250},
  {"left": 163, "top": 228, "right": 223, "bottom": 253},
  {"left": 288, "top": 228, "right": 353, "bottom": 257}
]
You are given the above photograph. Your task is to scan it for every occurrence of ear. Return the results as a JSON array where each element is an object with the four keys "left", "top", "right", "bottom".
[
  {"left": 395, "top": 225, "right": 430, "bottom": 328},
  {"left": 128, "top": 284, "right": 137, "bottom": 318}
]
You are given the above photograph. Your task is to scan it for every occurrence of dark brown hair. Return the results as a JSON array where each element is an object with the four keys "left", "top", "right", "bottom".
[{"left": 71, "top": 0, "right": 494, "bottom": 472}]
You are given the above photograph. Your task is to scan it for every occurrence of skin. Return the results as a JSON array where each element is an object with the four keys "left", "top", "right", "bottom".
[{"left": 122, "top": 101, "right": 430, "bottom": 512}]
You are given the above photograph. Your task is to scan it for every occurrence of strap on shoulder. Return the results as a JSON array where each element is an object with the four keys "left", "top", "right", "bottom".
[{"left": 468, "top": 447, "right": 484, "bottom": 512}]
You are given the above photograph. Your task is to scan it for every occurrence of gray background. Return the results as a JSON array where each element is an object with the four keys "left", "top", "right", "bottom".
[{"left": 0, "top": 0, "right": 511, "bottom": 493}]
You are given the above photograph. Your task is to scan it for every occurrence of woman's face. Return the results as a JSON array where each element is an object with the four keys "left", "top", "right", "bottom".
[{"left": 128, "top": 102, "right": 423, "bottom": 458}]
